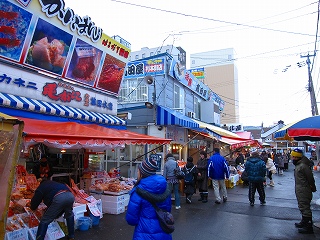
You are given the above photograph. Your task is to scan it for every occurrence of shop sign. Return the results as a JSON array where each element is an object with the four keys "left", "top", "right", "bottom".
[
  {"left": 0, "top": 64, "right": 117, "bottom": 113},
  {"left": 226, "top": 123, "right": 243, "bottom": 132},
  {"left": 189, "top": 67, "right": 205, "bottom": 79},
  {"left": 166, "top": 126, "right": 185, "bottom": 143},
  {"left": 1, "top": 0, "right": 131, "bottom": 95},
  {"left": 168, "top": 58, "right": 211, "bottom": 100},
  {"left": 124, "top": 58, "right": 165, "bottom": 78}
]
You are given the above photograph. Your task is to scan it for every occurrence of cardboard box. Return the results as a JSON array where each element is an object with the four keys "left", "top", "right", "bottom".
[{"left": 80, "top": 178, "right": 105, "bottom": 192}]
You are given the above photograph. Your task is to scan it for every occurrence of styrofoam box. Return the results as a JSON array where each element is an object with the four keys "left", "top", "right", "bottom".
[
  {"left": 101, "top": 194, "right": 126, "bottom": 202},
  {"left": 103, "top": 200, "right": 125, "bottom": 208},
  {"left": 28, "top": 221, "right": 65, "bottom": 240},
  {"left": 123, "top": 194, "right": 130, "bottom": 207},
  {"left": 5, "top": 228, "right": 28, "bottom": 240},
  {"left": 73, "top": 203, "right": 87, "bottom": 213},
  {"left": 102, "top": 206, "right": 125, "bottom": 215}
]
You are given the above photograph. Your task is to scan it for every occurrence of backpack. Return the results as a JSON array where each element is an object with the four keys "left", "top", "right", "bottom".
[
  {"left": 184, "top": 166, "right": 195, "bottom": 183},
  {"left": 174, "top": 165, "right": 185, "bottom": 179}
]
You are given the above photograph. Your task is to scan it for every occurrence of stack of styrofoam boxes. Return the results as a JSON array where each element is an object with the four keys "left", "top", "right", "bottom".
[
  {"left": 80, "top": 177, "right": 105, "bottom": 193},
  {"left": 101, "top": 194, "right": 126, "bottom": 215},
  {"left": 123, "top": 193, "right": 130, "bottom": 209},
  {"left": 73, "top": 203, "right": 87, "bottom": 229}
]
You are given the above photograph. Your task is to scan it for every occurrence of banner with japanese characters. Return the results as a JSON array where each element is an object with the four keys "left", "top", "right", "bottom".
[{"left": 0, "top": 0, "right": 131, "bottom": 96}]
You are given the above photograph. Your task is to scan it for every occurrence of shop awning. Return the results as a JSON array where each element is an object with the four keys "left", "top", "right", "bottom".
[
  {"left": 156, "top": 105, "right": 199, "bottom": 128},
  {"left": 19, "top": 117, "right": 171, "bottom": 151},
  {"left": 0, "top": 92, "right": 126, "bottom": 126},
  {"left": 193, "top": 120, "right": 240, "bottom": 138},
  {"left": 220, "top": 137, "right": 262, "bottom": 150}
]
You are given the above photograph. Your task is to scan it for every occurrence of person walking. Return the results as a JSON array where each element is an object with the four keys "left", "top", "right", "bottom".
[
  {"left": 126, "top": 158, "right": 172, "bottom": 239},
  {"left": 163, "top": 153, "right": 181, "bottom": 209},
  {"left": 196, "top": 150, "right": 209, "bottom": 203},
  {"left": 30, "top": 179, "right": 75, "bottom": 240},
  {"left": 208, "top": 148, "right": 230, "bottom": 204},
  {"left": 245, "top": 151, "right": 267, "bottom": 206},
  {"left": 262, "top": 156, "right": 276, "bottom": 187},
  {"left": 291, "top": 148, "right": 317, "bottom": 234},
  {"left": 183, "top": 156, "right": 197, "bottom": 204}
]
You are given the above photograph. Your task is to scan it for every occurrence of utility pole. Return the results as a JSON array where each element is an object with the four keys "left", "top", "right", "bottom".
[{"left": 301, "top": 53, "right": 319, "bottom": 116}]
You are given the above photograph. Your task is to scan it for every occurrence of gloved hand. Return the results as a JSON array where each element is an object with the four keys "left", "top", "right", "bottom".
[{"left": 311, "top": 185, "right": 317, "bottom": 192}]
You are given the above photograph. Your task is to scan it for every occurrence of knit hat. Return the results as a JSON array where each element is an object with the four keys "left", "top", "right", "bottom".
[
  {"left": 139, "top": 158, "right": 158, "bottom": 177},
  {"left": 291, "top": 148, "right": 303, "bottom": 158}
]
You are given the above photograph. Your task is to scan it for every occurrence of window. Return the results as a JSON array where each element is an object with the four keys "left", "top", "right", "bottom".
[
  {"left": 174, "top": 84, "right": 185, "bottom": 110},
  {"left": 142, "top": 53, "right": 145, "bottom": 58},
  {"left": 166, "top": 49, "right": 170, "bottom": 53},
  {"left": 119, "top": 78, "right": 148, "bottom": 103},
  {"left": 135, "top": 55, "right": 139, "bottom": 60},
  {"left": 192, "top": 60, "right": 195, "bottom": 64},
  {"left": 193, "top": 97, "right": 200, "bottom": 118},
  {"left": 150, "top": 52, "right": 154, "bottom": 56}
]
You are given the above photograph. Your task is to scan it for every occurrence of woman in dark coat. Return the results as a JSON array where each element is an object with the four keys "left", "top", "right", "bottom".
[
  {"left": 196, "top": 150, "right": 209, "bottom": 203},
  {"left": 183, "top": 157, "right": 197, "bottom": 203}
]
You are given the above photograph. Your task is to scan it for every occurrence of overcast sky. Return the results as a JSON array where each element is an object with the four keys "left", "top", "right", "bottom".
[{"left": 64, "top": 0, "right": 320, "bottom": 127}]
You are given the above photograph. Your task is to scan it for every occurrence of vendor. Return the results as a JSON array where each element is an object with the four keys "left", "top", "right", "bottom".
[{"left": 33, "top": 157, "right": 53, "bottom": 180}]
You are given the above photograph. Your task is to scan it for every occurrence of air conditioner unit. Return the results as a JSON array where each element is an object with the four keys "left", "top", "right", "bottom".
[{"left": 187, "top": 111, "right": 196, "bottom": 118}]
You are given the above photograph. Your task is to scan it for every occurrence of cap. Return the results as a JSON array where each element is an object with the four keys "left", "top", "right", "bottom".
[
  {"left": 139, "top": 158, "right": 158, "bottom": 177},
  {"left": 291, "top": 148, "right": 303, "bottom": 158}
]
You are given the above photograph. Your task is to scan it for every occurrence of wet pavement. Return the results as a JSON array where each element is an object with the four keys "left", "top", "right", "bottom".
[{"left": 68, "top": 163, "right": 320, "bottom": 240}]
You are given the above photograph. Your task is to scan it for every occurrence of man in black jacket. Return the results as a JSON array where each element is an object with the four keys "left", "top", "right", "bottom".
[{"left": 30, "top": 180, "right": 75, "bottom": 240}]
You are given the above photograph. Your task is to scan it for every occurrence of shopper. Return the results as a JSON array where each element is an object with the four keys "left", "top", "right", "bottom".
[
  {"left": 163, "top": 153, "right": 181, "bottom": 209},
  {"left": 291, "top": 148, "right": 317, "bottom": 234},
  {"left": 262, "top": 156, "right": 276, "bottom": 187},
  {"left": 32, "top": 156, "right": 53, "bottom": 180},
  {"left": 196, "top": 150, "right": 209, "bottom": 203},
  {"left": 208, "top": 148, "right": 230, "bottom": 204},
  {"left": 183, "top": 156, "right": 197, "bottom": 204},
  {"left": 245, "top": 151, "right": 266, "bottom": 206},
  {"left": 126, "top": 158, "right": 172, "bottom": 240},
  {"left": 30, "top": 179, "right": 75, "bottom": 240}
]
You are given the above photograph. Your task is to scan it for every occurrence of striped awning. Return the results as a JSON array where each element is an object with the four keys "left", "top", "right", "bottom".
[
  {"left": 156, "top": 105, "right": 199, "bottom": 128},
  {"left": 0, "top": 92, "right": 126, "bottom": 126}
]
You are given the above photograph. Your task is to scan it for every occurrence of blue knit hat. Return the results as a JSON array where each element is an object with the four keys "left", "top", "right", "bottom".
[{"left": 139, "top": 158, "right": 158, "bottom": 177}]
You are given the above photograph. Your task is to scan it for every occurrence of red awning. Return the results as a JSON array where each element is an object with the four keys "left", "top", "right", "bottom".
[
  {"left": 19, "top": 117, "right": 171, "bottom": 150},
  {"left": 220, "top": 137, "right": 262, "bottom": 150}
]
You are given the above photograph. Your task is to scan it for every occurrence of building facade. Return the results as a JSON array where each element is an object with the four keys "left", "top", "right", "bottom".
[{"left": 190, "top": 48, "right": 239, "bottom": 125}]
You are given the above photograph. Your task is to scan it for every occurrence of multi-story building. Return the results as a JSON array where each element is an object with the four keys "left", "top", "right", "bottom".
[
  {"left": 190, "top": 48, "right": 239, "bottom": 125},
  {"left": 118, "top": 47, "right": 243, "bottom": 170}
]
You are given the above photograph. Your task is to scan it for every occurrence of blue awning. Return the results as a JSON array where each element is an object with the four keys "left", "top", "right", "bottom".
[
  {"left": 0, "top": 92, "right": 126, "bottom": 126},
  {"left": 156, "top": 105, "right": 199, "bottom": 128}
]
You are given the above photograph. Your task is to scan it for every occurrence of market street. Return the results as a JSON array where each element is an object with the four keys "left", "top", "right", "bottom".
[{"left": 69, "top": 163, "right": 320, "bottom": 240}]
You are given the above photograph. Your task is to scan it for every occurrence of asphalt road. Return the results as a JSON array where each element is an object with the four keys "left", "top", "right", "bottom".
[{"left": 68, "top": 163, "right": 320, "bottom": 240}]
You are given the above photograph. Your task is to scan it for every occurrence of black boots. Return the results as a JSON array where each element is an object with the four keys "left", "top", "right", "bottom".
[
  {"left": 66, "top": 216, "right": 75, "bottom": 239},
  {"left": 295, "top": 216, "right": 314, "bottom": 234},
  {"left": 202, "top": 193, "right": 208, "bottom": 203}
]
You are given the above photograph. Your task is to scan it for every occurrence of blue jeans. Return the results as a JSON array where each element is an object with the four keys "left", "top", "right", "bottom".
[{"left": 169, "top": 182, "right": 180, "bottom": 207}]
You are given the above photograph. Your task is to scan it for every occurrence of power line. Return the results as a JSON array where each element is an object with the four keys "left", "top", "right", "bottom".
[{"left": 111, "top": 0, "right": 318, "bottom": 37}]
